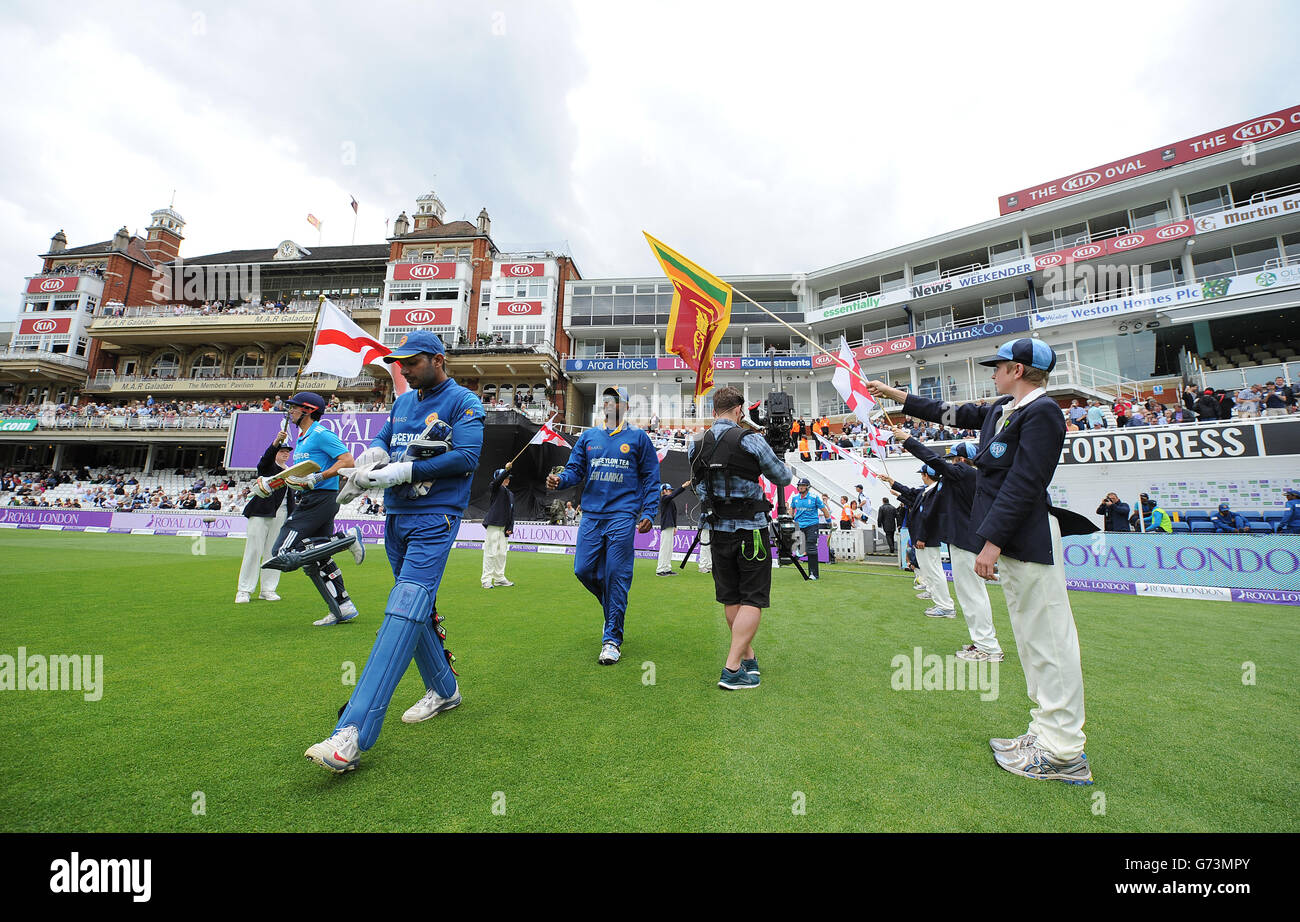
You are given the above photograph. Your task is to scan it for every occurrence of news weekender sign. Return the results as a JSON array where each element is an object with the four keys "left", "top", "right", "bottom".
[
  {"left": 1057, "top": 420, "right": 1300, "bottom": 465},
  {"left": 806, "top": 259, "right": 1037, "bottom": 324},
  {"left": 225, "top": 411, "right": 388, "bottom": 469}
]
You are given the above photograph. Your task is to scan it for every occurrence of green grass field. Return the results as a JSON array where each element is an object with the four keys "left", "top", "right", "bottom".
[{"left": 0, "top": 530, "right": 1295, "bottom": 832}]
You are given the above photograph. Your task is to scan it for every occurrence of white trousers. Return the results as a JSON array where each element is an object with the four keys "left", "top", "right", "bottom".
[
  {"left": 916, "top": 545, "right": 953, "bottom": 610},
  {"left": 997, "top": 514, "right": 1086, "bottom": 760},
  {"left": 697, "top": 528, "right": 712, "bottom": 571},
  {"left": 238, "top": 508, "right": 286, "bottom": 594},
  {"left": 657, "top": 526, "right": 676, "bottom": 573},
  {"left": 482, "top": 526, "right": 509, "bottom": 585},
  {"left": 948, "top": 545, "right": 1000, "bottom": 655}
]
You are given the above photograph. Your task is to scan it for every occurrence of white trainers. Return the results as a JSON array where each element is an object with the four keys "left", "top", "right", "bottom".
[
  {"left": 401, "top": 686, "right": 462, "bottom": 723},
  {"left": 235, "top": 591, "right": 250, "bottom": 604},
  {"left": 313, "top": 612, "right": 340, "bottom": 626},
  {"left": 258, "top": 591, "right": 281, "bottom": 601},
  {"left": 916, "top": 592, "right": 932, "bottom": 600},
  {"left": 597, "top": 642, "right": 621, "bottom": 665},
  {"left": 305, "top": 725, "right": 360, "bottom": 773},
  {"left": 493, "top": 579, "right": 514, "bottom": 587},
  {"left": 925, "top": 606, "right": 956, "bottom": 618},
  {"left": 348, "top": 526, "right": 365, "bottom": 565},
  {"left": 956, "top": 644, "right": 1004, "bottom": 662},
  {"left": 481, "top": 582, "right": 494, "bottom": 589}
]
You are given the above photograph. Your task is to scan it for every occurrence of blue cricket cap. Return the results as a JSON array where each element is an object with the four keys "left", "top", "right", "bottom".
[
  {"left": 601, "top": 385, "right": 630, "bottom": 403},
  {"left": 1287, "top": 486, "right": 1300, "bottom": 496},
  {"left": 661, "top": 482, "right": 672, "bottom": 491},
  {"left": 947, "top": 441, "right": 979, "bottom": 459},
  {"left": 919, "top": 465, "right": 939, "bottom": 478},
  {"left": 798, "top": 477, "right": 811, "bottom": 487},
  {"left": 382, "top": 330, "right": 446, "bottom": 362},
  {"left": 286, "top": 392, "right": 326, "bottom": 412},
  {"left": 979, "top": 337, "right": 1057, "bottom": 373},
  {"left": 1218, "top": 502, "right": 1231, "bottom": 512}
]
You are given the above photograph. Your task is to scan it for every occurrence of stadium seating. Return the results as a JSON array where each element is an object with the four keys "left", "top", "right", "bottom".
[
  {"left": 1183, "top": 511, "right": 1210, "bottom": 523},
  {"left": 1245, "top": 520, "right": 1273, "bottom": 533},
  {"left": 1190, "top": 521, "right": 1217, "bottom": 533},
  {"left": 1171, "top": 521, "right": 1191, "bottom": 533}
]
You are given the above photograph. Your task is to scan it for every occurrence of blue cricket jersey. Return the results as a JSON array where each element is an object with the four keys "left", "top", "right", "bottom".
[
  {"left": 789, "top": 491, "right": 825, "bottom": 528},
  {"left": 369, "top": 377, "right": 484, "bottom": 516},
  {"left": 292, "top": 422, "right": 349, "bottom": 491},
  {"left": 556, "top": 422, "right": 659, "bottom": 521}
]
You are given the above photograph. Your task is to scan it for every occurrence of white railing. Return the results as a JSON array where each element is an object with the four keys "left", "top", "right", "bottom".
[
  {"left": 20, "top": 415, "right": 234, "bottom": 431},
  {"left": 0, "top": 350, "right": 89, "bottom": 369}
]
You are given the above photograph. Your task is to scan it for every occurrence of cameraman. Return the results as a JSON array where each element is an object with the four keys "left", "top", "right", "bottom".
[
  {"left": 690, "top": 386, "right": 793, "bottom": 690},
  {"left": 1096, "top": 493, "right": 1130, "bottom": 532}
]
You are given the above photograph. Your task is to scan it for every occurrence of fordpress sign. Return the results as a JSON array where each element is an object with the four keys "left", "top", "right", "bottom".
[{"left": 914, "top": 316, "right": 1030, "bottom": 351}]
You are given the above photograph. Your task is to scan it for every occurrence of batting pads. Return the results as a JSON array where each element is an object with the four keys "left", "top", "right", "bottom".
[{"left": 337, "top": 580, "right": 456, "bottom": 750}]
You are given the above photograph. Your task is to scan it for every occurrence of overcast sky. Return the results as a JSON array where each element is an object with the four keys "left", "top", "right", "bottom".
[{"left": 2, "top": 0, "right": 1297, "bottom": 322}]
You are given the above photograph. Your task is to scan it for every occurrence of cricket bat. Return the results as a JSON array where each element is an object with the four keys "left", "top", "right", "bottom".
[{"left": 264, "top": 459, "right": 320, "bottom": 490}]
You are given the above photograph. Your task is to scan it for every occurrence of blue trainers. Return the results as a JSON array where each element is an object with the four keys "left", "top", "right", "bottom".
[
  {"left": 741, "top": 657, "right": 760, "bottom": 675},
  {"left": 718, "top": 666, "right": 760, "bottom": 690}
]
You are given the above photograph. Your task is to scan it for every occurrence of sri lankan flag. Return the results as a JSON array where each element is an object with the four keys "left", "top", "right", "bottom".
[{"left": 644, "top": 232, "right": 733, "bottom": 396}]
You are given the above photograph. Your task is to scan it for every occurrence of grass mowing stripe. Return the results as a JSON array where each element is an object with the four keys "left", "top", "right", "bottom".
[{"left": 0, "top": 531, "right": 1295, "bottom": 831}]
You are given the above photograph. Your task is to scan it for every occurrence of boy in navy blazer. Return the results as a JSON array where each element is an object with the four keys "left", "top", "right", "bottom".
[{"left": 870, "top": 338, "right": 1095, "bottom": 785}]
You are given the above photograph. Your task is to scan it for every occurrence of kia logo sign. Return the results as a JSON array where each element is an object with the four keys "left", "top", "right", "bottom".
[
  {"left": 1072, "top": 244, "right": 1103, "bottom": 259},
  {"left": 506, "top": 265, "right": 536, "bottom": 277},
  {"left": 40, "top": 279, "right": 65, "bottom": 292},
  {"left": 1036, "top": 253, "right": 1064, "bottom": 268},
  {"left": 888, "top": 339, "right": 911, "bottom": 353},
  {"left": 505, "top": 302, "right": 533, "bottom": 314},
  {"left": 1233, "top": 117, "right": 1283, "bottom": 142},
  {"left": 863, "top": 344, "right": 885, "bottom": 358},
  {"left": 1061, "top": 171, "right": 1101, "bottom": 192},
  {"left": 408, "top": 264, "right": 441, "bottom": 279},
  {"left": 1112, "top": 235, "right": 1143, "bottom": 250},
  {"left": 405, "top": 309, "right": 435, "bottom": 325},
  {"left": 1156, "top": 223, "right": 1189, "bottom": 239},
  {"left": 31, "top": 319, "right": 57, "bottom": 333}
]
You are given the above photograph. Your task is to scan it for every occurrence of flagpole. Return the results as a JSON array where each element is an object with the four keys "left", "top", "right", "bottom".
[
  {"left": 290, "top": 295, "right": 328, "bottom": 396},
  {"left": 351, "top": 208, "right": 358, "bottom": 246},
  {"left": 506, "top": 414, "right": 558, "bottom": 468}
]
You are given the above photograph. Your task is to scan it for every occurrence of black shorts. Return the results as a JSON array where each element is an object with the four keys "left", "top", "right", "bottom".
[{"left": 710, "top": 527, "right": 772, "bottom": 609}]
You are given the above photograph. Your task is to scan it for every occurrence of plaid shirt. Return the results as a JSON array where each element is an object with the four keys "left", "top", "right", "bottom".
[{"left": 689, "top": 418, "right": 792, "bottom": 532}]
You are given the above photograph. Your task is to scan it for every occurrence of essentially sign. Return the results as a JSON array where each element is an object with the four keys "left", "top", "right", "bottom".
[
  {"left": 495, "top": 300, "right": 544, "bottom": 316},
  {"left": 226, "top": 411, "right": 389, "bottom": 469},
  {"left": 387, "top": 307, "right": 454, "bottom": 327},
  {"left": 0, "top": 419, "right": 39, "bottom": 432},
  {"left": 498, "top": 263, "right": 546, "bottom": 278},
  {"left": 26, "top": 277, "right": 79, "bottom": 294},
  {"left": 391, "top": 262, "right": 458, "bottom": 282},
  {"left": 17, "top": 316, "right": 73, "bottom": 335},
  {"left": 913, "top": 316, "right": 1031, "bottom": 352},
  {"left": 1032, "top": 220, "right": 1194, "bottom": 270},
  {"left": 1000, "top": 104, "right": 1300, "bottom": 213},
  {"left": 1194, "top": 190, "right": 1300, "bottom": 233}
]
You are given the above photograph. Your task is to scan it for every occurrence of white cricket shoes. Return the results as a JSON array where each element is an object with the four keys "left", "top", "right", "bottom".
[
  {"left": 305, "top": 725, "right": 360, "bottom": 773},
  {"left": 235, "top": 591, "right": 250, "bottom": 604},
  {"left": 402, "top": 686, "right": 462, "bottom": 723},
  {"left": 597, "top": 643, "right": 621, "bottom": 665},
  {"left": 258, "top": 591, "right": 281, "bottom": 601}
]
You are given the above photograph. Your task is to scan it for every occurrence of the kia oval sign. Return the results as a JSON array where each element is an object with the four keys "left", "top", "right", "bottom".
[
  {"left": 1233, "top": 117, "right": 1284, "bottom": 142},
  {"left": 1061, "top": 172, "right": 1101, "bottom": 193}
]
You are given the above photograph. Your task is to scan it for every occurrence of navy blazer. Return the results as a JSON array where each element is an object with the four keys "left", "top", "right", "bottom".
[
  {"left": 903, "top": 437, "right": 981, "bottom": 555},
  {"left": 893, "top": 482, "right": 936, "bottom": 546},
  {"left": 903, "top": 392, "right": 1094, "bottom": 565}
]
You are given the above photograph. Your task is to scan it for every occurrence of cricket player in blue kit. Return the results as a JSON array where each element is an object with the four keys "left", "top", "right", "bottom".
[
  {"left": 305, "top": 331, "right": 483, "bottom": 773},
  {"left": 546, "top": 385, "right": 659, "bottom": 665}
]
